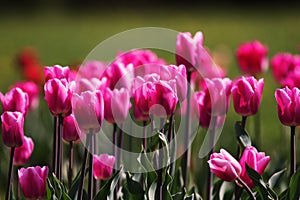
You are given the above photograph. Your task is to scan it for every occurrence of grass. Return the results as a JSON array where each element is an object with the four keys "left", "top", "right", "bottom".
[{"left": 0, "top": 5, "right": 299, "bottom": 196}]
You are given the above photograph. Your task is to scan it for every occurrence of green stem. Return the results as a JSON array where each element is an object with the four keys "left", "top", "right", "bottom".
[
  {"left": 6, "top": 147, "right": 15, "bottom": 200},
  {"left": 236, "top": 177, "right": 256, "bottom": 200},
  {"left": 290, "top": 126, "right": 296, "bottom": 177},
  {"left": 88, "top": 132, "right": 94, "bottom": 200},
  {"left": 68, "top": 141, "right": 73, "bottom": 190}
]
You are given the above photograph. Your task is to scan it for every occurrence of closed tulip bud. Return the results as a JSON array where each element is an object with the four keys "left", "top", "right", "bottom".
[
  {"left": 93, "top": 154, "right": 115, "bottom": 180},
  {"left": 239, "top": 146, "right": 270, "bottom": 188},
  {"left": 78, "top": 60, "right": 106, "bottom": 80},
  {"left": 0, "top": 87, "right": 29, "bottom": 115},
  {"left": 1, "top": 111, "right": 24, "bottom": 147},
  {"left": 44, "top": 65, "right": 70, "bottom": 82},
  {"left": 270, "top": 53, "right": 295, "bottom": 86},
  {"left": 236, "top": 40, "right": 268, "bottom": 76},
  {"left": 63, "top": 114, "right": 81, "bottom": 142},
  {"left": 208, "top": 149, "right": 242, "bottom": 182},
  {"left": 231, "top": 76, "right": 264, "bottom": 116},
  {"left": 275, "top": 87, "right": 300, "bottom": 126},
  {"left": 18, "top": 166, "right": 48, "bottom": 199},
  {"left": 13, "top": 136, "right": 34, "bottom": 166},
  {"left": 44, "top": 78, "right": 72, "bottom": 117},
  {"left": 72, "top": 90, "right": 104, "bottom": 133}
]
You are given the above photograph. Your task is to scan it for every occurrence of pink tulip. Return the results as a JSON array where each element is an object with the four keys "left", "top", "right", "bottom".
[
  {"left": 1, "top": 111, "right": 24, "bottom": 147},
  {"left": 18, "top": 166, "right": 48, "bottom": 199},
  {"left": 202, "top": 78, "right": 232, "bottom": 116},
  {"left": 176, "top": 32, "right": 203, "bottom": 72},
  {"left": 63, "top": 114, "right": 81, "bottom": 142},
  {"left": 13, "top": 136, "right": 34, "bottom": 166},
  {"left": 239, "top": 146, "right": 270, "bottom": 188},
  {"left": 11, "top": 81, "right": 40, "bottom": 110},
  {"left": 78, "top": 60, "right": 107, "bottom": 80},
  {"left": 231, "top": 76, "right": 264, "bottom": 116},
  {"left": 93, "top": 154, "right": 115, "bottom": 180},
  {"left": 0, "top": 87, "right": 29, "bottom": 115},
  {"left": 72, "top": 90, "right": 104, "bottom": 132},
  {"left": 236, "top": 40, "right": 268, "bottom": 76},
  {"left": 270, "top": 53, "right": 295, "bottom": 85},
  {"left": 275, "top": 87, "right": 300, "bottom": 126},
  {"left": 208, "top": 149, "right": 242, "bottom": 182},
  {"left": 75, "top": 77, "right": 108, "bottom": 93},
  {"left": 103, "top": 88, "right": 131, "bottom": 124},
  {"left": 44, "top": 78, "right": 72, "bottom": 117},
  {"left": 44, "top": 65, "right": 70, "bottom": 82}
]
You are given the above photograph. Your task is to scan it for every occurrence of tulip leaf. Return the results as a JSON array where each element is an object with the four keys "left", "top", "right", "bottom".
[
  {"left": 46, "top": 178, "right": 59, "bottom": 200},
  {"left": 124, "top": 172, "right": 145, "bottom": 200},
  {"left": 172, "top": 191, "right": 186, "bottom": 200},
  {"left": 268, "top": 168, "right": 287, "bottom": 189},
  {"left": 235, "top": 121, "right": 251, "bottom": 148},
  {"left": 147, "top": 182, "right": 157, "bottom": 200},
  {"left": 287, "top": 168, "right": 300, "bottom": 200},
  {"left": 212, "top": 180, "right": 223, "bottom": 200},
  {"left": 278, "top": 189, "right": 288, "bottom": 200},
  {"left": 170, "top": 167, "right": 184, "bottom": 194}
]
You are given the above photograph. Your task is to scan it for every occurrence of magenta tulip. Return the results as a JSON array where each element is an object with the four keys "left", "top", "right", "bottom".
[
  {"left": 176, "top": 31, "right": 203, "bottom": 72},
  {"left": 13, "top": 136, "right": 34, "bottom": 166},
  {"left": 270, "top": 53, "right": 295, "bottom": 85},
  {"left": 75, "top": 77, "right": 108, "bottom": 93},
  {"left": 103, "top": 88, "right": 131, "bottom": 124},
  {"left": 1, "top": 111, "right": 24, "bottom": 147},
  {"left": 18, "top": 166, "right": 48, "bottom": 199},
  {"left": 63, "top": 114, "right": 81, "bottom": 142},
  {"left": 208, "top": 149, "right": 242, "bottom": 182},
  {"left": 0, "top": 87, "right": 29, "bottom": 115},
  {"left": 44, "top": 65, "right": 70, "bottom": 82},
  {"left": 275, "top": 86, "right": 300, "bottom": 126},
  {"left": 44, "top": 78, "right": 72, "bottom": 117},
  {"left": 78, "top": 60, "right": 107, "bottom": 80},
  {"left": 93, "top": 154, "right": 115, "bottom": 180},
  {"left": 239, "top": 146, "right": 270, "bottom": 188},
  {"left": 72, "top": 90, "right": 104, "bottom": 132},
  {"left": 236, "top": 40, "right": 268, "bottom": 76},
  {"left": 231, "top": 76, "right": 264, "bottom": 116},
  {"left": 11, "top": 81, "right": 40, "bottom": 110}
]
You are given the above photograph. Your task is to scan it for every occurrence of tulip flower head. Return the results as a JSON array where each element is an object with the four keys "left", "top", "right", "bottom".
[
  {"left": 63, "top": 114, "right": 81, "bottom": 142},
  {"left": 44, "top": 65, "right": 70, "bottom": 82},
  {"left": 1, "top": 111, "right": 24, "bottom": 147},
  {"left": 239, "top": 146, "right": 270, "bottom": 188},
  {"left": 93, "top": 154, "right": 115, "bottom": 180},
  {"left": 18, "top": 166, "right": 48, "bottom": 199},
  {"left": 231, "top": 76, "right": 264, "bottom": 116},
  {"left": 13, "top": 136, "right": 34, "bottom": 166},
  {"left": 0, "top": 87, "right": 29, "bottom": 115},
  {"left": 208, "top": 149, "right": 242, "bottom": 182}
]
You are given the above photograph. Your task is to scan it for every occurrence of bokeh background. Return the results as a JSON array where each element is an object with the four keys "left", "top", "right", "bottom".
[{"left": 0, "top": 1, "right": 300, "bottom": 197}]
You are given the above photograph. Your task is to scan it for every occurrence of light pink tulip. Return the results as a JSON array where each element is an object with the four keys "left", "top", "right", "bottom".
[
  {"left": 44, "top": 78, "right": 72, "bottom": 117},
  {"left": 1, "top": 111, "right": 24, "bottom": 147},
  {"left": 275, "top": 87, "right": 300, "bottom": 126},
  {"left": 93, "top": 154, "right": 115, "bottom": 180},
  {"left": 208, "top": 149, "right": 242, "bottom": 182},
  {"left": 0, "top": 87, "right": 29, "bottom": 115},
  {"left": 44, "top": 65, "right": 70, "bottom": 82},
  {"left": 236, "top": 40, "right": 268, "bottom": 76},
  {"left": 18, "top": 166, "right": 48, "bottom": 199},
  {"left": 231, "top": 76, "right": 264, "bottom": 116},
  {"left": 78, "top": 60, "right": 107, "bottom": 80},
  {"left": 239, "top": 146, "right": 270, "bottom": 188},
  {"left": 13, "top": 136, "right": 34, "bottom": 166}
]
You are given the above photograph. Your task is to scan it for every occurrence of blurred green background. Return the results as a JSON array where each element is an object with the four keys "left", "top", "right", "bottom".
[{"left": 0, "top": 3, "right": 300, "bottom": 197}]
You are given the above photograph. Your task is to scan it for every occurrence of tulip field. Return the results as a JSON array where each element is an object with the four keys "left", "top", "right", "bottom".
[{"left": 0, "top": 6, "right": 300, "bottom": 200}]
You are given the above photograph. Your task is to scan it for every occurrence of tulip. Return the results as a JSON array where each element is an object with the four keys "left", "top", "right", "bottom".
[
  {"left": 176, "top": 31, "right": 203, "bottom": 72},
  {"left": 270, "top": 53, "right": 295, "bottom": 86},
  {"left": 75, "top": 77, "right": 108, "bottom": 93},
  {"left": 202, "top": 78, "right": 232, "bottom": 116},
  {"left": 78, "top": 60, "right": 107, "bottom": 80},
  {"left": 13, "top": 136, "right": 34, "bottom": 166},
  {"left": 275, "top": 87, "right": 300, "bottom": 126},
  {"left": 1, "top": 111, "right": 24, "bottom": 147},
  {"left": 231, "top": 76, "right": 264, "bottom": 116},
  {"left": 208, "top": 149, "right": 242, "bottom": 182},
  {"left": 63, "top": 114, "right": 81, "bottom": 142},
  {"left": 44, "top": 65, "right": 70, "bottom": 82},
  {"left": 239, "top": 146, "right": 270, "bottom": 188},
  {"left": 11, "top": 81, "right": 40, "bottom": 110},
  {"left": 103, "top": 88, "right": 131, "bottom": 124},
  {"left": 18, "top": 166, "right": 48, "bottom": 199},
  {"left": 44, "top": 78, "right": 72, "bottom": 117},
  {"left": 0, "top": 87, "right": 29, "bottom": 115},
  {"left": 93, "top": 154, "right": 115, "bottom": 180},
  {"left": 236, "top": 40, "right": 268, "bottom": 76},
  {"left": 72, "top": 90, "right": 104, "bottom": 132}
]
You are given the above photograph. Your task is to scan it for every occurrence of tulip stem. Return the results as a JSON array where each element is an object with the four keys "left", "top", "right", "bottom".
[
  {"left": 52, "top": 116, "right": 58, "bottom": 175},
  {"left": 56, "top": 115, "right": 63, "bottom": 181},
  {"left": 168, "top": 115, "right": 175, "bottom": 176},
  {"left": 182, "top": 71, "right": 192, "bottom": 187},
  {"left": 143, "top": 121, "right": 147, "bottom": 151},
  {"left": 6, "top": 147, "right": 15, "bottom": 200},
  {"left": 290, "top": 126, "right": 296, "bottom": 177},
  {"left": 88, "top": 131, "right": 94, "bottom": 200},
  {"left": 112, "top": 123, "right": 117, "bottom": 174},
  {"left": 16, "top": 166, "right": 20, "bottom": 200},
  {"left": 93, "top": 135, "right": 98, "bottom": 195},
  {"left": 68, "top": 141, "right": 73, "bottom": 189},
  {"left": 254, "top": 111, "right": 261, "bottom": 148},
  {"left": 236, "top": 177, "right": 256, "bottom": 200},
  {"left": 116, "top": 125, "right": 123, "bottom": 197},
  {"left": 77, "top": 133, "right": 91, "bottom": 200}
]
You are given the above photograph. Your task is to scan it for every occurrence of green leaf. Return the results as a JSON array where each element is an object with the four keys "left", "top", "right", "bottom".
[
  {"left": 172, "top": 191, "right": 185, "bottom": 200},
  {"left": 268, "top": 168, "right": 287, "bottom": 189},
  {"left": 278, "top": 189, "right": 288, "bottom": 200},
  {"left": 123, "top": 172, "right": 144, "bottom": 200},
  {"left": 147, "top": 182, "right": 157, "bottom": 200},
  {"left": 93, "top": 169, "right": 121, "bottom": 200},
  {"left": 235, "top": 121, "right": 251, "bottom": 148},
  {"left": 170, "top": 167, "right": 184, "bottom": 194},
  {"left": 287, "top": 168, "right": 300, "bottom": 200},
  {"left": 68, "top": 168, "right": 82, "bottom": 199},
  {"left": 147, "top": 132, "right": 160, "bottom": 152},
  {"left": 137, "top": 148, "right": 157, "bottom": 188},
  {"left": 212, "top": 180, "right": 223, "bottom": 200}
]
